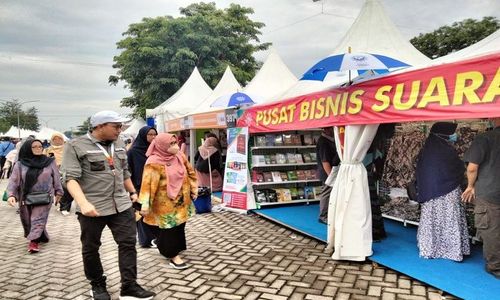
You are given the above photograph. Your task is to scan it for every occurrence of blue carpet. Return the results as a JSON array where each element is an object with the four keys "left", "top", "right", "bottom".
[{"left": 254, "top": 204, "right": 500, "bottom": 300}]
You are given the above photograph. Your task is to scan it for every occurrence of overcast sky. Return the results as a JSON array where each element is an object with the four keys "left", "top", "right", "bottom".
[{"left": 0, "top": 0, "right": 498, "bottom": 132}]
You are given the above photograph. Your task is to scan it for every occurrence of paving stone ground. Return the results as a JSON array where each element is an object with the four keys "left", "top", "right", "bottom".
[{"left": 0, "top": 182, "right": 457, "bottom": 299}]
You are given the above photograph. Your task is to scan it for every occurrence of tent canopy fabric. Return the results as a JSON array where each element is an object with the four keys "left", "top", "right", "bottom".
[
  {"left": 193, "top": 66, "right": 242, "bottom": 113},
  {"left": 281, "top": 0, "right": 430, "bottom": 99},
  {"left": 332, "top": 0, "right": 430, "bottom": 67},
  {"left": 150, "top": 67, "right": 213, "bottom": 118},
  {"left": 122, "top": 119, "right": 147, "bottom": 137},
  {"left": 3, "top": 126, "right": 69, "bottom": 141},
  {"left": 243, "top": 48, "right": 298, "bottom": 102}
]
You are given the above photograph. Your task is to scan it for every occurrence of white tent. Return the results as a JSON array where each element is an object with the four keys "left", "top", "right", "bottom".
[
  {"left": 192, "top": 66, "right": 242, "bottom": 113},
  {"left": 37, "top": 127, "right": 69, "bottom": 141},
  {"left": 150, "top": 67, "right": 212, "bottom": 132},
  {"left": 122, "top": 118, "right": 146, "bottom": 137},
  {"left": 3, "top": 126, "right": 38, "bottom": 139},
  {"left": 434, "top": 29, "right": 500, "bottom": 63},
  {"left": 243, "top": 48, "right": 298, "bottom": 102},
  {"left": 321, "top": 0, "right": 429, "bottom": 262},
  {"left": 281, "top": 0, "right": 431, "bottom": 99}
]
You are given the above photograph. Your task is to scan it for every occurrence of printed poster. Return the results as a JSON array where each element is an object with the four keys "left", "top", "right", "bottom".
[{"left": 222, "top": 127, "right": 249, "bottom": 210}]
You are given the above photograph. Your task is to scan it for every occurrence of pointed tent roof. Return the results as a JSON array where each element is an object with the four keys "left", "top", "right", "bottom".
[
  {"left": 280, "top": 0, "right": 431, "bottom": 99},
  {"left": 434, "top": 29, "right": 500, "bottom": 63},
  {"left": 192, "top": 66, "right": 242, "bottom": 113},
  {"left": 4, "top": 126, "right": 38, "bottom": 139},
  {"left": 122, "top": 118, "right": 147, "bottom": 137},
  {"left": 243, "top": 48, "right": 298, "bottom": 103},
  {"left": 332, "top": 0, "right": 430, "bottom": 66},
  {"left": 150, "top": 67, "right": 213, "bottom": 119}
]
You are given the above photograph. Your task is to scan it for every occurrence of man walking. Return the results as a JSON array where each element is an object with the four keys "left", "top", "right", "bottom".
[
  {"left": 462, "top": 117, "right": 500, "bottom": 279},
  {"left": 316, "top": 127, "right": 340, "bottom": 224},
  {"left": 62, "top": 111, "right": 155, "bottom": 300}
]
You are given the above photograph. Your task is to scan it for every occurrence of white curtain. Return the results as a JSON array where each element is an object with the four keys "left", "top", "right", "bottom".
[{"left": 326, "top": 124, "right": 379, "bottom": 261}]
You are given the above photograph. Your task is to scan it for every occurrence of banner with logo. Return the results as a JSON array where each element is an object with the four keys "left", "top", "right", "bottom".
[
  {"left": 237, "top": 52, "right": 500, "bottom": 133},
  {"left": 222, "top": 127, "right": 249, "bottom": 210}
]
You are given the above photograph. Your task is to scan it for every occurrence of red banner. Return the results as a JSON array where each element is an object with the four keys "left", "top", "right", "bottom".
[{"left": 237, "top": 52, "right": 500, "bottom": 133}]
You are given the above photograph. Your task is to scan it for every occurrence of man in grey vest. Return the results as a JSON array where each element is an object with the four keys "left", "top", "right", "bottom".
[{"left": 62, "top": 111, "right": 155, "bottom": 300}]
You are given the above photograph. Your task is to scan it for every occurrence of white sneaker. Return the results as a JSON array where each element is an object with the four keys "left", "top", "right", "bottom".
[
  {"left": 61, "top": 211, "right": 70, "bottom": 216},
  {"left": 150, "top": 239, "right": 157, "bottom": 248}
]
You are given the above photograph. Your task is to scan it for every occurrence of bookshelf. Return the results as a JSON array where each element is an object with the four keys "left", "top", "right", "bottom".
[{"left": 249, "top": 130, "right": 322, "bottom": 207}]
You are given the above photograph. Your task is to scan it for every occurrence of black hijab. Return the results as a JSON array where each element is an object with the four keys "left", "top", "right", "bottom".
[
  {"left": 19, "top": 139, "right": 54, "bottom": 195},
  {"left": 416, "top": 122, "right": 465, "bottom": 203},
  {"left": 127, "top": 126, "right": 157, "bottom": 190}
]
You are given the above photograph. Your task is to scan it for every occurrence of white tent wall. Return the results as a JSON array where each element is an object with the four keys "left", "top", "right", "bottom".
[
  {"left": 326, "top": 124, "right": 378, "bottom": 261},
  {"left": 243, "top": 48, "right": 298, "bottom": 103}
]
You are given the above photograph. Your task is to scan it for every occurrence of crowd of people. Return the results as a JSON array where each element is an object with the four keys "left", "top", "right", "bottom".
[
  {"left": 2, "top": 110, "right": 498, "bottom": 300},
  {"left": 316, "top": 119, "right": 499, "bottom": 279}
]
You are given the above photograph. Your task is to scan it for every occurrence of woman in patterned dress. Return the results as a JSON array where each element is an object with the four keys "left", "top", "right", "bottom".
[
  {"left": 139, "top": 133, "right": 197, "bottom": 269},
  {"left": 416, "top": 122, "right": 470, "bottom": 261},
  {"left": 6, "top": 139, "right": 63, "bottom": 253}
]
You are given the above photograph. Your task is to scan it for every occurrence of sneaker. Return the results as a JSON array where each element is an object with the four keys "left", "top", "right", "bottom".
[
  {"left": 27, "top": 241, "right": 39, "bottom": 253},
  {"left": 150, "top": 239, "right": 157, "bottom": 248},
  {"left": 169, "top": 259, "right": 189, "bottom": 270},
  {"left": 119, "top": 283, "right": 155, "bottom": 300},
  {"left": 90, "top": 281, "right": 111, "bottom": 300},
  {"left": 61, "top": 210, "right": 70, "bottom": 216}
]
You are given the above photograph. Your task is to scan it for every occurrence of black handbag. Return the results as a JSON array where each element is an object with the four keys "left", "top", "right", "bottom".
[{"left": 24, "top": 191, "right": 52, "bottom": 206}]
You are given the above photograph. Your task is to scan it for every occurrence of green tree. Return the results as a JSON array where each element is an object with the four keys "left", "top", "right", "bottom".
[
  {"left": 109, "top": 2, "right": 270, "bottom": 117},
  {"left": 0, "top": 100, "right": 40, "bottom": 133},
  {"left": 410, "top": 16, "right": 499, "bottom": 59},
  {"left": 74, "top": 117, "right": 91, "bottom": 136}
]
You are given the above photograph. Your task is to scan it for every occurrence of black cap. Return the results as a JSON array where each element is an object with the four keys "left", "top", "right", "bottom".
[{"left": 430, "top": 122, "right": 457, "bottom": 135}]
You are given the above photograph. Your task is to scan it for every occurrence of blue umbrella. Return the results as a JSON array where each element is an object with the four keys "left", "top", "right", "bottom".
[
  {"left": 210, "top": 92, "right": 261, "bottom": 108},
  {"left": 301, "top": 52, "right": 411, "bottom": 81}
]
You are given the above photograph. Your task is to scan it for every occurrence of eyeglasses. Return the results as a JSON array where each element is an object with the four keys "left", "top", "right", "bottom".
[
  {"left": 31, "top": 146, "right": 43, "bottom": 149},
  {"left": 106, "top": 123, "right": 123, "bottom": 129},
  {"left": 147, "top": 133, "right": 157, "bottom": 136}
]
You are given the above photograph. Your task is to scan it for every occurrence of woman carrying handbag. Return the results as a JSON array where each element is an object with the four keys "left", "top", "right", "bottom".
[{"left": 6, "top": 139, "right": 63, "bottom": 253}]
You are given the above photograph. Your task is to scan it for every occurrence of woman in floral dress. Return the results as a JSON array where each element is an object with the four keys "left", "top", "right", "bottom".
[
  {"left": 416, "top": 122, "right": 470, "bottom": 261},
  {"left": 139, "top": 133, "right": 197, "bottom": 269}
]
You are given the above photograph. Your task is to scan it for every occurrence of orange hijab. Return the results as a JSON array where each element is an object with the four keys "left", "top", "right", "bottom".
[{"left": 146, "top": 133, "right": 185, "bottom": 199}]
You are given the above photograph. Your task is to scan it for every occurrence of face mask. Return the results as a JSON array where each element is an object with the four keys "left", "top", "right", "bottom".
[
  {"left": 448, "top": 133, "right": 458, "bottom": 143},
  {"left": 167, "top": 144, "right": 179, "bottom": 155}
]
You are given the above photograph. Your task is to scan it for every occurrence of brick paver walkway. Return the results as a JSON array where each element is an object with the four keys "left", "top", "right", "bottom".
[{"left": 0, "top": 193, "right": 456, "bottom": 299}]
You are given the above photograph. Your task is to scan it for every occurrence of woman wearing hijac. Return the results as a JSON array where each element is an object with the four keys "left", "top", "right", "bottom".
[
  {"left": 139, "top": 133, "right": 197, "bottom": 269},
  {"left": 127, "top": 125, "right": 159, "bottom": 248},
  {"left": 7, "top": 139, "right": 63, "bottom": 253},
  {"left": 415, "top": 122, "right": 470, "bottom": 261}
]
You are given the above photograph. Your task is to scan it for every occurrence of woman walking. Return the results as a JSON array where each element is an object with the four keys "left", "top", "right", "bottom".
[
  {"left": 7, "top": 139, "right": 63, "bottom": 253},
  {"left": 45, "top": 132, "right": 72, "bottom": 216},
  {"left": 139, "top": 133, "right": 197, "bottom": 269},
  {"left": 127, "top": 126, "right": 159, "bottom": 248},
  {"left": 416, "top": 122, "right": 470, "bottom": 261}
]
